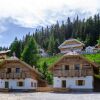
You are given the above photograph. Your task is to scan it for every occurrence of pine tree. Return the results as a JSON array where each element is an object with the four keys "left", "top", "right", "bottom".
[
  {"left": 21, "top": 37, "right": 39, "bottom": 67},
  {"left": 48, "top": 35, "right": 56, "bottom": 55},
  {"left": 42, "top": 62, "right": 48, "bottom": 79},
  {"left": 9, "top": 37, "right": 22, "bottom": 58}
]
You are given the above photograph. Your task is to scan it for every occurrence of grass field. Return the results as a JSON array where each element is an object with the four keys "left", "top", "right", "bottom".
[{"left": 38, "top": 53, "right": 100, "bottom": 67}]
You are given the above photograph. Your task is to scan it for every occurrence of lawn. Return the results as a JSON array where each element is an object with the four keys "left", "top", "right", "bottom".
[{"left": 38, "top": 53, "right": 100, "bottom": 67}]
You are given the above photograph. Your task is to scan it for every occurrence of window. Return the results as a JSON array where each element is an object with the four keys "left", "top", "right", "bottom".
[
  {"left": 7, "top": 68, "right": 11, "bottom": 73},
  {"left": 31, "top": 82, "right": 33, "bottom": 87},
  {"left": 34, "top": 83, "right": 37, "bottom": 87},
  {"left": 76, "top": 80, "right": 85, "bottom": 86},
  {"left": 65, "top": 65, "right": 69, "bottom": 70},
  {"left": 16, "top": 68, "right": 20, "bottom": 73},
  {"left": 17, "top": 81, "right": 24, "bottom": 87},
  {"left": 74, "top": 64, "right": 80, "bottom": 70}
]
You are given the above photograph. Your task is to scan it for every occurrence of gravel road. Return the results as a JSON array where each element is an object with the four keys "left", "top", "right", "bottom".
[{"left": 0, "top": 92, "right": 100, "bottom": 100}]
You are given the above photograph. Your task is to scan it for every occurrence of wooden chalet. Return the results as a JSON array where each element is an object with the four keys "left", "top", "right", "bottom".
[
  {"left": 58, "top": 39, "right": 85, "bottom": 54},
  {"left": 49, "top": 52, "right": 98, "bottom": 91},
  {"left": 0, "top": 56, "right": 47, "bottom": 92}
]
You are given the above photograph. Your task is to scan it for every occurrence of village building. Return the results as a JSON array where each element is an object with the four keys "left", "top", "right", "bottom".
[
  {"left": 58, "top": 39, "right": 85, "bottom": 54},
  {"left": 49, "top": 52, "right": 98, "bottom": 91},
  {"left": 0, "top": 56, "right": 47, "bottom": 92},
  {"left": 39, "top": 49, "right": 48, "bottom": 57},
  {"left": 0, "top": 50, "right": 10, "bottom": 60},
  {"left": 85, "top": 46, "right": 96, "bottom": 54}
]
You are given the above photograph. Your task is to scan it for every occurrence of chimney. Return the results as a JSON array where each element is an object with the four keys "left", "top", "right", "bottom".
[{"left": 13, "top": 52, "right": 16, "bottom": 57}]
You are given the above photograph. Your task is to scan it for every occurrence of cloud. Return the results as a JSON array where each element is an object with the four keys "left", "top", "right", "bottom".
[{"left": 0, "top": 0, "right": 99, "bottom": 28}]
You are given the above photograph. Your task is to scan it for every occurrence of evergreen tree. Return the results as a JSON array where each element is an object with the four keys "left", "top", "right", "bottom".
[
  {"left": 48, "top": 35, "right": 56, "bottom": 55},
  {"left": 21, "top": 37, "right": 39, "bottom": 67},
  {"left": 42, "top": 62, "right": 48, "bottom": 79},
  {"left": 9, "top": 37, "right": 21, "bottom": 58},
  {"left": 41, "top": 62, "right": 53, "bottom": 84}
]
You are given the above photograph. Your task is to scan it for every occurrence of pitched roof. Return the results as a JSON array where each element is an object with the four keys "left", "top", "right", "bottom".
[
  {"left": 58, "top": 39, "right": 85, "bottom": 49},
  {"left": 0, "top": 57, "right": 42, "bottom": 77},
  {"left": 48, "top": 52, "right": 98, "bottom": 71},
  {"left": 0, "top": 50, "right": 11, "bottom": 55}
]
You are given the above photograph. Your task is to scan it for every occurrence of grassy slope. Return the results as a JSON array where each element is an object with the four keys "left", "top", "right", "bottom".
[
  {"left": 84, "top": 54, "right": 100, "bottom": 64},
  {"left": 38, "top": 54, "right": 63, "bottom": 67},
  {"left": 38, "top": 53, "right": 100, "bottom": 67}
]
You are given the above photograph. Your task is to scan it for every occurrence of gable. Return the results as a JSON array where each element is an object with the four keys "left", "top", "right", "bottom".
[
  {"left": 0, "top": 59, "right": 41, "bottom": 78},
  {"left": 58, "top": 39, "right": 84, "bottom": 49},
  {"left": 0, "top": 60, "right": 29, "bottom": 72},
  {"left": 49, "top": 55, "right": 98, "bottom": 71}
]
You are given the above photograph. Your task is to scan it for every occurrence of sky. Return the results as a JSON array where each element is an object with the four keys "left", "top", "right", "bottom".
[{"left": 0, "top": 0, "right": 100, "bottom": 47}]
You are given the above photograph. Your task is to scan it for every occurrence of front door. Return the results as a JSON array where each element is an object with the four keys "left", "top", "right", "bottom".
[
  {"left": 5, "top": 81, "right": 9, "bottom": 88},
  {"left": 62, "top": 80, "right": 66, "bottom": 88}
]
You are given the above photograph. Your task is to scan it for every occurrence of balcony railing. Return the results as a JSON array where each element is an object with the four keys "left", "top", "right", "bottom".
[
  {"left": 0, "top": 72, "right": 31, "bottom": 79},
  {"left": 53, "top": 69, "right": 93, "bottom": 77}
]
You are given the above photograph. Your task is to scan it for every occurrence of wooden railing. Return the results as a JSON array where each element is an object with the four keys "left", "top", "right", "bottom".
[
  {"left": 53, "top": 69, "right": 93, "bottom": 77},
  {"left": 0, "top": 72, "right": 31, "bottom": 79}
]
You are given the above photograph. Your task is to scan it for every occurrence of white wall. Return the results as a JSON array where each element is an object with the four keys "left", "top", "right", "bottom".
[
  {"left": 61, "top": 49, "right": 82, "bottom": 54},
  {"left": 0, "top": 78, "right": 37, "bottom": 90},
  {"left": 86, "top": 47, "right": 94, "bottom": 53},
  {"left": 53, "top": 76, "right": 93, "bottom": 89}
]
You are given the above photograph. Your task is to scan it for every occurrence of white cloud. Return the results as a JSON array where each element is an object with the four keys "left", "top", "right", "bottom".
[{"left": 0, "top": 0, "right": 99, "bottom": 27}]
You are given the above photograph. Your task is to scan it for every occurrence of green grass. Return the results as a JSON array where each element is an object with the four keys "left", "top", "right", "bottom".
[
  {"left": 38, "top": 54, "right": 63, "bottom": 67},
  {"left": 38, "top": 53, "right": 100, "bottom": 67},
  {"left": 84, "top": 53, "right": 100, "bottom": 64}
]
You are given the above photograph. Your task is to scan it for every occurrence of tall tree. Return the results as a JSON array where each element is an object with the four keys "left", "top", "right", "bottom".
[
  {"left": 9, "top": 37, "right": 22, "bottom": 58},
  {"left": 21, "top": 37, "right": 39, "bottom": 67}
]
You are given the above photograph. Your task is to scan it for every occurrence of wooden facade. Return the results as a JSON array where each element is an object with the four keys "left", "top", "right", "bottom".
[
  {"left": 0, "top": 58, "right": 47, "bottom": 90},
  {"left": 58, "top": 39, "right": 85, "bottom": 53},
  {"left": 49, "top": 54, "right": 97, "bottom": 77}
]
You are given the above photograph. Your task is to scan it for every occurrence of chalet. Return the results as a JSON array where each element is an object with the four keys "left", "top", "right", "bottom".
[
  {"left": 49, "top": 52, "right": 98, "bottom": 91},
  {"left": 85, "top": 46, "right": 95, "bottom": 54},
  {"left": 58, "top": 39, "right": 85, "bottom": 54},
  {"left": 0, "top": 50, "right": 10, "bottom": 60},
  {"left": 0, "top": 56, "right": 47, "bottom": 92},
  {"left": 39, "top": 49, "right": 48, "bottom": 57}
]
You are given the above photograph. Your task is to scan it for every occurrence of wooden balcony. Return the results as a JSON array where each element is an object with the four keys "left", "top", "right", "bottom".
[
  {"left": 53, "top": 69, "right": 93, "bottom": 77},
  {"left": 0, "top": 72, "right": 31, "bottom": 79}
]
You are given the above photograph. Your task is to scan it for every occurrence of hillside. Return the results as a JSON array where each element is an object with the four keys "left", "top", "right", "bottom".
[{"left": 38, "top": 53, "right": 100, "bottom": 67}]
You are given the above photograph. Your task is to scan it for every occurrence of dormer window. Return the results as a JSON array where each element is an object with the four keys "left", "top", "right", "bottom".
[{"left": 16, "top": 68, "right": 20, "bottom": 73}]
